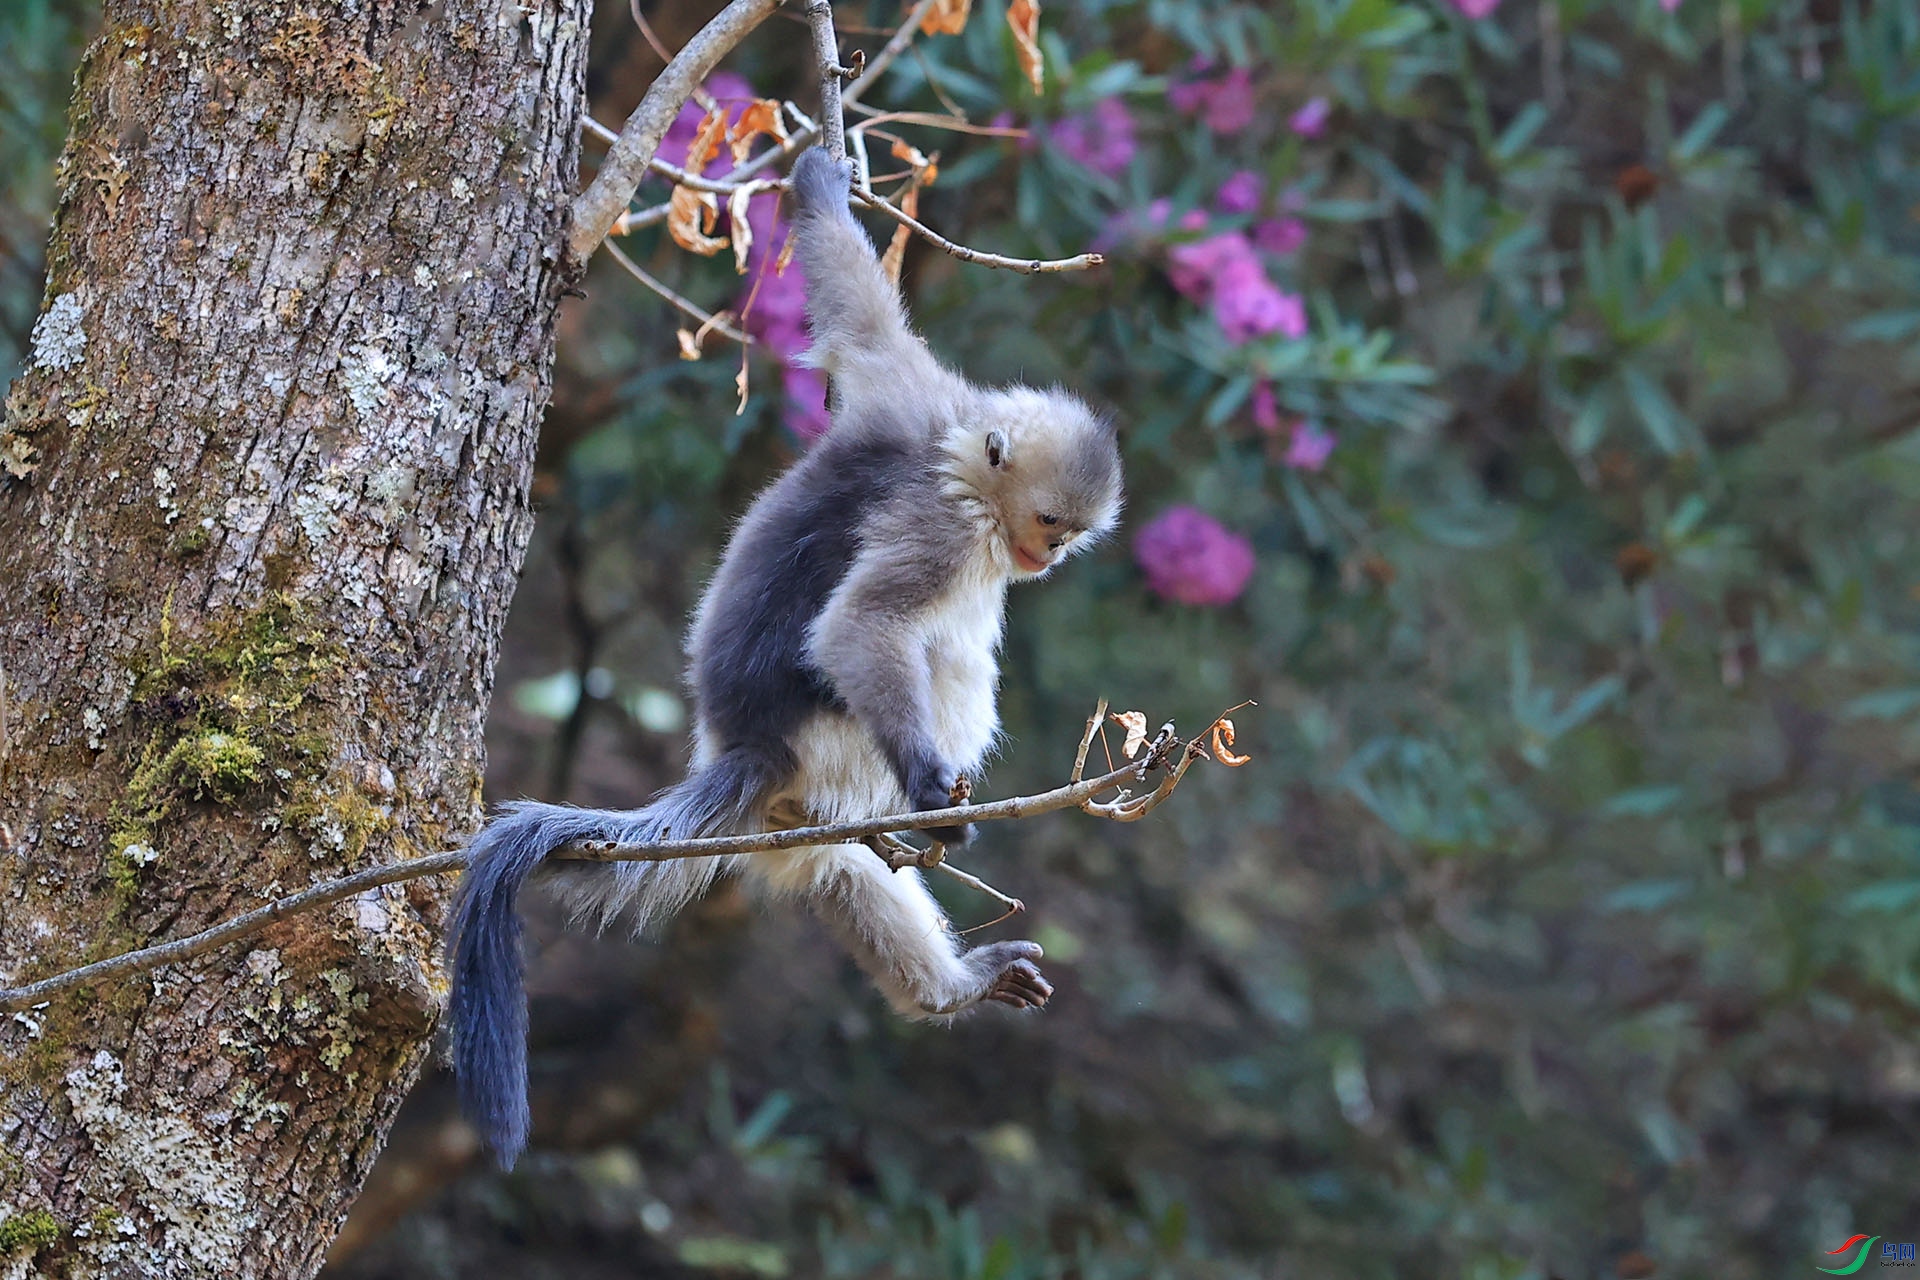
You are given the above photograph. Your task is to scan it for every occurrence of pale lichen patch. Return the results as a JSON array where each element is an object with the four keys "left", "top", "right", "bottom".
[
  {"left": 29, "top": 293, "right": 87, "bottom": 373},
  {"left": 153, "top": 465, "right": 181, "bottom": 524},
  {"left": 340, "top": 339, "right": 397, "bottom": 421},
  {"left": 64, "top": 1050, "right": 255, "bottom": 1269}
]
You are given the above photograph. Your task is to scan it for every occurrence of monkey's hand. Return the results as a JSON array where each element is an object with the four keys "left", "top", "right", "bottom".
[
  {"left": 908, "top": 762, "right": 975, "bottom": 847},
  {"left": 790, "top": 147, "right": 854, "bottom": 219},
  {"left": 965, "top": 941, "right": 1053, "bottom": 1011}
]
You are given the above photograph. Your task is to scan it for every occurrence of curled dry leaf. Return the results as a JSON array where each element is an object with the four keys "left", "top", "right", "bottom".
[
  {"left": 1006, "top": 0, "right": 1044, "bottom": 96},
  {"left": 879, "top": 184, "right": 919, "bottom": 285},
  {"left": 683, "top": 106, "right": 729, "bottom": 173},
  {"left": 1209, "top": 718, "right": 1251, "bottom": 767},
  {"left": 1109, "top": 710, "right": 1149, "bottom": 759},
  {"left": 728, "top": 98, "right": 789, "bottom": 166},
  {"left": 668, "top": 185, "right": 728, "bottom": 256},
  {"left": 919, "top": 0, "right": 972, "bottom": 36},
  {"left": 728, "top": 185, "right": 756, "bottom": 274},
  {"left": 890, "top": 137, "right": 939, "bottom": 184}
]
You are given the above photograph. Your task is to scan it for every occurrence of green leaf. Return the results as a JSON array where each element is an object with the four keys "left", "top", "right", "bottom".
[
  {"left": 1622, "top": 366, "right": 1693, "bottom": 455},
  {"left": 1597, "top": 786, "right": 1686, "bottom": 818},
  {"left": 1494, "top": 102, "right": 1551, "bottom": 163},
  {"left": 1673, "top": 102, "right": 1731, "bottom": 161},
  {"left": 1602, "top": 879, "right": 1692, "bottom": 912},
  {"left": 1843, "top": 881, "right": 1920, "bottom": 913},
  {"left": 1841, "top": 688, "right": 1920, "bottom": 721}
]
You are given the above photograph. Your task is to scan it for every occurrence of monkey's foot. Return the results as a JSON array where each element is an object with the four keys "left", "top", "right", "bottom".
[{"left": 968, "top": 941, "right": 1052, "bottom": 1010}]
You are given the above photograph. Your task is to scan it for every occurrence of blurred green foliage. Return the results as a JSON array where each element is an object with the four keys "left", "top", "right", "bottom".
[{"left": 10, "top": 0, "right": 1920, "bottom": 1276}]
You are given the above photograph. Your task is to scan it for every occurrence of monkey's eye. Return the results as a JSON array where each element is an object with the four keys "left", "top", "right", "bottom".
[{"left": 1038, "top": 513, "right": 1060, "bottom": 526}]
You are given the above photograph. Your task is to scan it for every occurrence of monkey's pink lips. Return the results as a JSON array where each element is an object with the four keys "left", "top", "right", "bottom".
[{"left": 1013, "top": 546, "right": 1050, "bottom": 574}]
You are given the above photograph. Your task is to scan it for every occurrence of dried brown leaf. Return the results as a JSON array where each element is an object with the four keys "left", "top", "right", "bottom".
[
  {"left": 683, "top": 106, "right": 729, "bottom": 173},
  {"left": 728, "top": 185, "right": 756, "bottom": 274},
  {"left": 890, "top": 137, "right": 939, "bottom": 184},
  {"left": 668, "top": 185, "right": 728, "bottom": 256},
  {"left": 1109, "top": 710, "right": 1148, "bottom": 759},
  {"left": 1006, "top": 0, "right": 1043, "bottom": 95},
  {"left": 728, "top": 98, "right": 789, "bottom": 166},
  {"left": 919, "top": 0, "right": 972, "bottom": 36},
  {"left": 879, "top": 185, "right": 919, "bottom": 284},
  {"left": 1209, "top": 718, "right": 1251, "bottom": 767}
]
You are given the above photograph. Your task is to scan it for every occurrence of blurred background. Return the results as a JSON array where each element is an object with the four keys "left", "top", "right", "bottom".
[{"left": 8, "top": 0, "right": 1920, "bottom": 1275}]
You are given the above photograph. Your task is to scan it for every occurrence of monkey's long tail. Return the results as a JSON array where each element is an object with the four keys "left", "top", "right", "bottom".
[{"left": 447, "top": 748, "right": 774, "bottom": 1170}]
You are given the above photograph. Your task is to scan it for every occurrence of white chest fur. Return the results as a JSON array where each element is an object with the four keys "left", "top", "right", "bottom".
[
  {"left": 917, "top": 559, "right": 1007, "bottom": 771},
  {"left": 785, "top": 559, "right": 1007, "bottom": 824}
]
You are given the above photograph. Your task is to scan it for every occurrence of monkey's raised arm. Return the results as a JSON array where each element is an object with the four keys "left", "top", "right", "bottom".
[
  {"left": 788, "top": 149, "right": 955, "bottom": 415},
  {"left": 806, "top": 509, "right": 977, "bottom": 845}
]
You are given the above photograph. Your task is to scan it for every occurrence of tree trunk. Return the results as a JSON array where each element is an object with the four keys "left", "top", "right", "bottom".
[{"left": 0, "top": 1, "right": 588, "bottom": 1275}]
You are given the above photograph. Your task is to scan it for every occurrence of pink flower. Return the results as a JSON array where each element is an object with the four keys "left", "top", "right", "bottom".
[
  {"left": 1252, "top": 381, "right": 1282, "bottom": 433},
  {"left": 1164, "top": 232, "right": 1305, "bottom": 344},
  {"left": 1449, "top": 0, "right": 1501, "bottom": 16},
  {"left": 1203, "top": 67, "right": 1257, "bottom": 134},
  {"left": 1215, "top": 170, "right": 1264, "bottom": 216},
  {"left": 1253, "top": 216, "right": 1308, "bottom": 257},
  {"left": 1096, "top": 200, "right": 1212, "bottom": 254},
  {"left": 1135, "top": 505, "right": 1257, "bottom": 607},
  {"left": 1049, "top": 98, "right": 1137, "bottom": 177},
  {"left": 1289, "top": 96, "right": 1332, "bottom": 138},
  {"left": 1170, "top": 61, "right": 1258, "bottom": 136},
  {"left": 662, "top": 72, "right": 758, "bottom": 177},
  {"left": 1283, "top": 421, "right": 1336, "bottom": 472},
  {"left": 1168, "top": 58, "right": 1214, "bottom": 114},
  {"left": 1212, "top": 260, "right": 1307, "bottom": 343},
  {"left": 1166, "top": 231, "right": 1254, "bottom": 302}
]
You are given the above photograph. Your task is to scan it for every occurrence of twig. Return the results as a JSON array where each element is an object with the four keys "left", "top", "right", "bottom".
[
  {"left": 850, "top": 108, "right": 1025, "bottom": 138},
  {"left": 607, "top": 0, "right": 928, "bottom": 236},
  {"left": 936, "top": 862, "right": 1023, "bottom": 917},
  {"left": 852, "top": 186, "right": 1103, "bottom": 275},
  {"left": 1, "top": 706, "right": 1242, "bottom": 1015},
  {"left": 629, "top": 0, "right": 676, "bottom": 66},
  {"left": 568, "top": 0, "right": 783, "bottom": 265},
  {"left": 846, "top": 0, "right": 941, "bottom": 100},
  {"left": 0, "top": 851, "right": 470, "bottom": 1014},
  {"left": 804, "top": 0, "right": 854, "bottom": 162},
  {"left": 908, "top": 40, "right": 970, "bottom": 120},
  {"left": 601, "top": 239, "right": 754, "bottom": 347}
]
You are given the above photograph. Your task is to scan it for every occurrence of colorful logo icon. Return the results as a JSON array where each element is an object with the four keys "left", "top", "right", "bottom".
[{"left": 1821, "top": 1237, "right": 1881, "bottom": 1275}]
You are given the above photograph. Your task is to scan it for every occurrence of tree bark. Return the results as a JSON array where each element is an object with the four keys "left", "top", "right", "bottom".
[{"left": 0, "top": 1, "right": 588, "bottom": 1275}]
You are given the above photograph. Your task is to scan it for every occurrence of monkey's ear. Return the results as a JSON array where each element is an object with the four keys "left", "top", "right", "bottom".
[{"left": 985, "top": 430, "right": 1010, "bottom": 469}]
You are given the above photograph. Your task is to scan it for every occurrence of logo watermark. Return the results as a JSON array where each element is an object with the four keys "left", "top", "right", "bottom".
[{"left": 1821, "top": 1236, "right": 1918, "bottom": 1274}]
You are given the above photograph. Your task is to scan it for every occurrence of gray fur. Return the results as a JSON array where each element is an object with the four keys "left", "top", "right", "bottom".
[{"left": 446, "top": 146, "right": 1124, "bottom": 1169}]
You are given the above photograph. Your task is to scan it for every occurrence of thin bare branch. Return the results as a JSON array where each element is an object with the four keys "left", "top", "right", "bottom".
[
  {"left": 850, "top": 108, "right": 1026, "bottom": 138},
  {"left": 629, "top": 0, "right": 676, "bottom": 66},
  {"left": 0, "top": 851, "right": 469, "bottom": 1015},
  {"left": 568, "top": 0, "right": 783, "bottom": 265},
  {"left": 853, "top": 185, "right": 1104, "bottom": 274},
  {"left": 604, "top": 1, "right": 919, "bottom": 239},
  {"left": 846, "top": 0, "right": 942, "bottom": 100},
  {"left": 1, "top": 705, "right": 1245, "bottom": 1015},
  {"left": 601, "top": 239, "right": 754, "bottom": 347},
  {"left": 805, "top": 0, "right": 854, "bottom": 162}
]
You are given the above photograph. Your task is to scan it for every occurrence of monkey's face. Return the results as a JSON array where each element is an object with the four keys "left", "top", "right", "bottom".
[{"left": 970, "top": 390, "right": 1123, "bottom": 580}]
